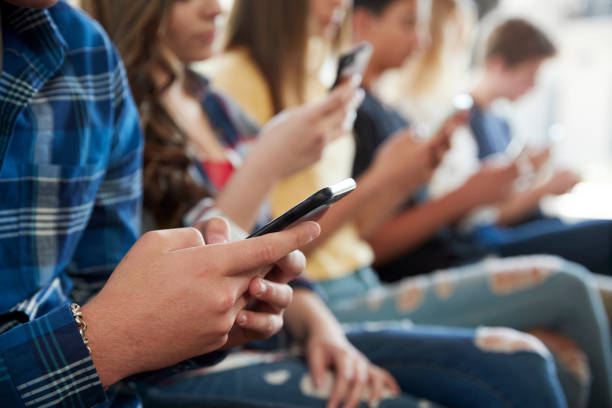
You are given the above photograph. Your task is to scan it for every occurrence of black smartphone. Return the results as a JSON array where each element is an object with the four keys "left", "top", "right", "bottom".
[
  {"left": 331, "top": 42, "right": 373, "bottom": 90},
  {"left": 247, "top": 178, "right": 357, "bottom": 238}
]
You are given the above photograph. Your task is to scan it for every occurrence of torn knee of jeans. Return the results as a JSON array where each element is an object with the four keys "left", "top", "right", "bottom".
[
  {"left": 529, "top": 329, "right": 592, "bottom": 385},
  {"left": 433, "top": 271, "right": 454, "bottom": 299},
  {"left": 263, "top": 369, "right": 292, "bottom": 385},
  {"left": 486, "top": 256, "right": 562, "bottom": 294},
  {"left": 395, "top": 278, "right": 426, "bottom": 312},
  {"left": 475, "top": 327, "right": 550, "bottom": 358},
  {"left": 299, "top": 371, "right": 396, "bottom": 402}
]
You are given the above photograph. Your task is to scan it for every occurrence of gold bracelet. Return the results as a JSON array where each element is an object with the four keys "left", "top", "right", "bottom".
[{"left": 70, "top": 303, "right": 91, "bottom": 354}]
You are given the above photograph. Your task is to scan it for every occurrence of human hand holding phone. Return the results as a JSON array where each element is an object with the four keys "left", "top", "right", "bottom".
[
  {"left": 253, "top": 82, "right": 363, "bottom": 182},
  {"left": 81, "top": 220, "right": 320, "bottom": 387},
  {"left": 331, "top": 41, "right": 373, "bottom": 90}
]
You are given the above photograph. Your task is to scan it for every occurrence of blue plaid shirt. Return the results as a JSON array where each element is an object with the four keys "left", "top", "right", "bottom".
[{"left": 0, "top": 2, "right": 141, "bottom": 407}]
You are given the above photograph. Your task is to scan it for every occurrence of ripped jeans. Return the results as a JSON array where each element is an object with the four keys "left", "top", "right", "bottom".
[
  {"left": 317, "top": 256, "right": 612, "bottom": 408},
  {"left": 137, "top": 327, "right": 565, "bottom": 408}
]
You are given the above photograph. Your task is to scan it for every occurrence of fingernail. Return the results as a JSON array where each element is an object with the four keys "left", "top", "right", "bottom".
[
  {"left": 255, "top": 281, "right": 267, "bottom": 297},
  {"left": 351, "top": 74, "right": 362, "bottom": 87},
  {"left": 237, "top": 313, "right": 247, "bottom": 326},
  {"left": 207, "top": 233, "right": 228, "bottom": 245},
  {"left": 306, "top": 222, "right": 321, "bottom": 242}
]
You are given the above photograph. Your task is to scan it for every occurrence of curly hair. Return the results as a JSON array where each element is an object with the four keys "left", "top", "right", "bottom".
[{"left": 82, "top": 0, "right": 211, "bottom": 228}]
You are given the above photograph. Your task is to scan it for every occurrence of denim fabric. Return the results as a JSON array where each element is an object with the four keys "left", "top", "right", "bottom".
[
  {"left": 138, "top": 328, "right": 566, "bottom": 408},
  {"left": 316, "top": 257, "right": 612, "bottom": 408}
]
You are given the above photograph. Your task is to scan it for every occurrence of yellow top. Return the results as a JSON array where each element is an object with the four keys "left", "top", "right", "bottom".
[{"left": 197, "top": 47, "right": 374, "bottom": 281}]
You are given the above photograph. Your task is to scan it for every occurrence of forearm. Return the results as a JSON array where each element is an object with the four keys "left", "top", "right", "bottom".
[
  {"left": 214, "top": 153, "right": 277, "bottom": 232},
  {"left": 496, "top": 185, "right": 547, "bottom": 226},
  {"left": 368, "top": 187, "right": 477, "bottom": 263},
  {"left": 302, "top": 167, "right": 418, "bottom": 255},
  {"left": 284, "top": 289, "right": 344, "bottom": 342}
]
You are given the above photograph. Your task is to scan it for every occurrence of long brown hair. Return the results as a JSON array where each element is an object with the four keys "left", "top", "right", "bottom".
[
  {"left": 223, "top": 0, "right": 310, "bottom": 114},
  {"left": 82, "top": 0, "right": 211, "bottom": 229},
  {"left": 408, "top": 0, "right": 476, "bottom": 97}
]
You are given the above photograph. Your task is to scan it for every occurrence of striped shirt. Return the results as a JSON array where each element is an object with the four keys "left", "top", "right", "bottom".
[{"left": 0, "top": 2, "right": 141, "bottom": 407}]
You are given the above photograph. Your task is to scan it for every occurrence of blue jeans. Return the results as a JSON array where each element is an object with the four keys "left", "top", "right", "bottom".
[
  {"left": 316, "top": 256, "right": 612, "bottom": 408},
  {"left": 137, "top": 328, "right": 565, "bottom": 408},
  {"left": 473, "top": 218, "right": 612, "bottom": 275}
]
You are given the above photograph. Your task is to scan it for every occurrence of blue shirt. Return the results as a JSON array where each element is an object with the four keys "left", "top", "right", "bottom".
[
  {"left": 0, "top": 3, "right": 141, "bottom": 406},
  {"left": 468, "top": 104, "right": 512, "bottom": 159}
]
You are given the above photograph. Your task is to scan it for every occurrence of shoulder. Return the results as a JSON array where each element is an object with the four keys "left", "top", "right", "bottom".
[
  {"left": 196, "top": 48, "right": 275, "bottom": 125},
  {"left": 48, "top": 2, "right": 123, "bottom": 74}
]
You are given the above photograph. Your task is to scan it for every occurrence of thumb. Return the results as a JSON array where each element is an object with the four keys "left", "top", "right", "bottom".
[{"left": 196, "top": 217, "right": 231, "bottom": 244}]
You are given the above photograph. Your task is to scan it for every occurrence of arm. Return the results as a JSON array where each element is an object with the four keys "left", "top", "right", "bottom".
[
  {"left": 367, "top": 159, "right": 521, "bottom": 263},
  {"left": 301, "top": 130, "right": 432, "bottom": 255},
  {"left": 495, "top": 169, "right": 580, "bottom": 226},
  {"left": 284, "top": 290, "right": 400, "bottom": 408},
  {"left": 213, "top": 82, "right": 359, "bottom": 232},
  {"left": 0, "top": 305, "right": 107, "bottom": 407},
  {"left": 495, "top": 185, "right": 550, "bottom": 226},
  {"left": 367, "top": 186, "right": 478, "bottom": 264},
  {"left": 304, "top": 112, "right": 465, "bottom": 255}
]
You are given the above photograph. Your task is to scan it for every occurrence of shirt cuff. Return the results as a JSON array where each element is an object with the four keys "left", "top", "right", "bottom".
[{"left": 0, "top": 303, "right": 106, "bottom": 407}]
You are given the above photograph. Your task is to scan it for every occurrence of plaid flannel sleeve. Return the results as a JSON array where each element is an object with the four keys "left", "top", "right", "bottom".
[
  {"left": 67, "top": 54, "right": 143, "bottom": 305},
  {"left": 0, "top": 53, "right": 142, "bottom": 408},
  {"left": 0, "top": 303, "right": 106, "bottom": 407}
]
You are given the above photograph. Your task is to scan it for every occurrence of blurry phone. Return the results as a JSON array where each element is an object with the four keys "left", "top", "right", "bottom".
[
  {"left": 331, "top": 42, "right": 373, "bottom": 90},
  {"left": 247, "top": 178, "right": 356, "bottom": 238},
  {"left": 424, "top": 93, "right": 474, "bottom": 143}
]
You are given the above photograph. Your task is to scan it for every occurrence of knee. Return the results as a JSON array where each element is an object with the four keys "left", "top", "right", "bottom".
[
  {"left": 485, "top": 255, "right": 595, "bottom": 297},
  {"left": 529, "top": 329, "right": 592, "bottom": 388},
  {"left": 474, "top": 327, "right": 551, "bottom": 358}
]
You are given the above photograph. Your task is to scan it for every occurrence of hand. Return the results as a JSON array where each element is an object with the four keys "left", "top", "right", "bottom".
[
  {"left": 463, "top": 160, "right": 521, "bottom": 206},
  {"left": 527, "top": 147, "right": 551, "bottom": 172},
  {"left": 543, "top": 169, "right": 580, "bottom": 196},
  {"left": 195, "top": 218, "right": 305, "bottom": 349},
  {"left": 82, "top": 220, "right": 320, "bottom": 387},
  {"left": 252, "top": 77, "right": 364, "bottom": 180},
  {"left": 428, "top": 110, "right": 470, "bottom": 169},
  {"left": 369, "top": 129, "right": 433, "bottom": 189},
  {"left": 306, "top": 332, "right": 400, "bottom": 408}
]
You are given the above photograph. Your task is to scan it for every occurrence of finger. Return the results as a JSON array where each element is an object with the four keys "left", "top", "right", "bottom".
[
  {"left": 235, "top": 309, "right": 283, "bottom": 338},
  {"left": 148, "top": 227, "right": 205, "bottom": 252},
  {"left": 380, "top": 369, "right": 401, "bottom": 395},
  {"left": 264, "top": 250, "right": 307, "bottom": 284},
  {"left": 175, "top": 221, "right": 320, "bottom": 277},
  {"left": 368, "top": 368, "right": 385, "bottom": 407},
  {"left": 307, "top": 344, "right": 328, "bottom": 390},
  {"left": 319, "top": 80, "right": 356, "bottom": 117},
  {"left": 196, "top": 217, "right": 231, "bottom": 245},
  {"left": 343, "top": 359, "right": 368, "bottom": 408},
  {"left": 248, "top": 278, "right": 294, "bottom": 310},
  {"left": 228, "top": 293, "right": 250, "bottom": 318},
  {"left": 327, "top": 356, "right": 353, "bottom": 408}
]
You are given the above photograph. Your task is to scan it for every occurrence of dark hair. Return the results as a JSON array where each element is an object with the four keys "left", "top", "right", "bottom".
[
  {"left": 353, "top": 0, "right": 401, "bottom": 15},
  {"left": 83, "top": 0, "right": 212, "bottom": 229},
  {"left": 484, "top": 18, "right": 557, "bottom": 67}
]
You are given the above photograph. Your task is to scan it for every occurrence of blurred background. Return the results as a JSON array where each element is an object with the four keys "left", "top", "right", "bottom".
[
  {"left": 72, "top": 0, "right": 612, "bottom": 219},
  {"left": 218, "top": 0, "right": 612, "bottom": 219}
]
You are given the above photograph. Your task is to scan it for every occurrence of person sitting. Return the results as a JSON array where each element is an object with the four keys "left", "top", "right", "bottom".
[
  {"left": 203, "top": 0, "right": 612, "bottom": 406},
  {"left": 83, "top": 0, "right": 580, "bottom": 406}
]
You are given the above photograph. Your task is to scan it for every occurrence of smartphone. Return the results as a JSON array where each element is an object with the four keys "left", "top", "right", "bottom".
[
  {"left": 423, "top": 93, "right": 474, "bottom": 142},
  {"left": 331, "top": 42, "right": 373, "bottom": 90},
  {"left": 247, "top": 178, "right": 357, "bottom": 238}
]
